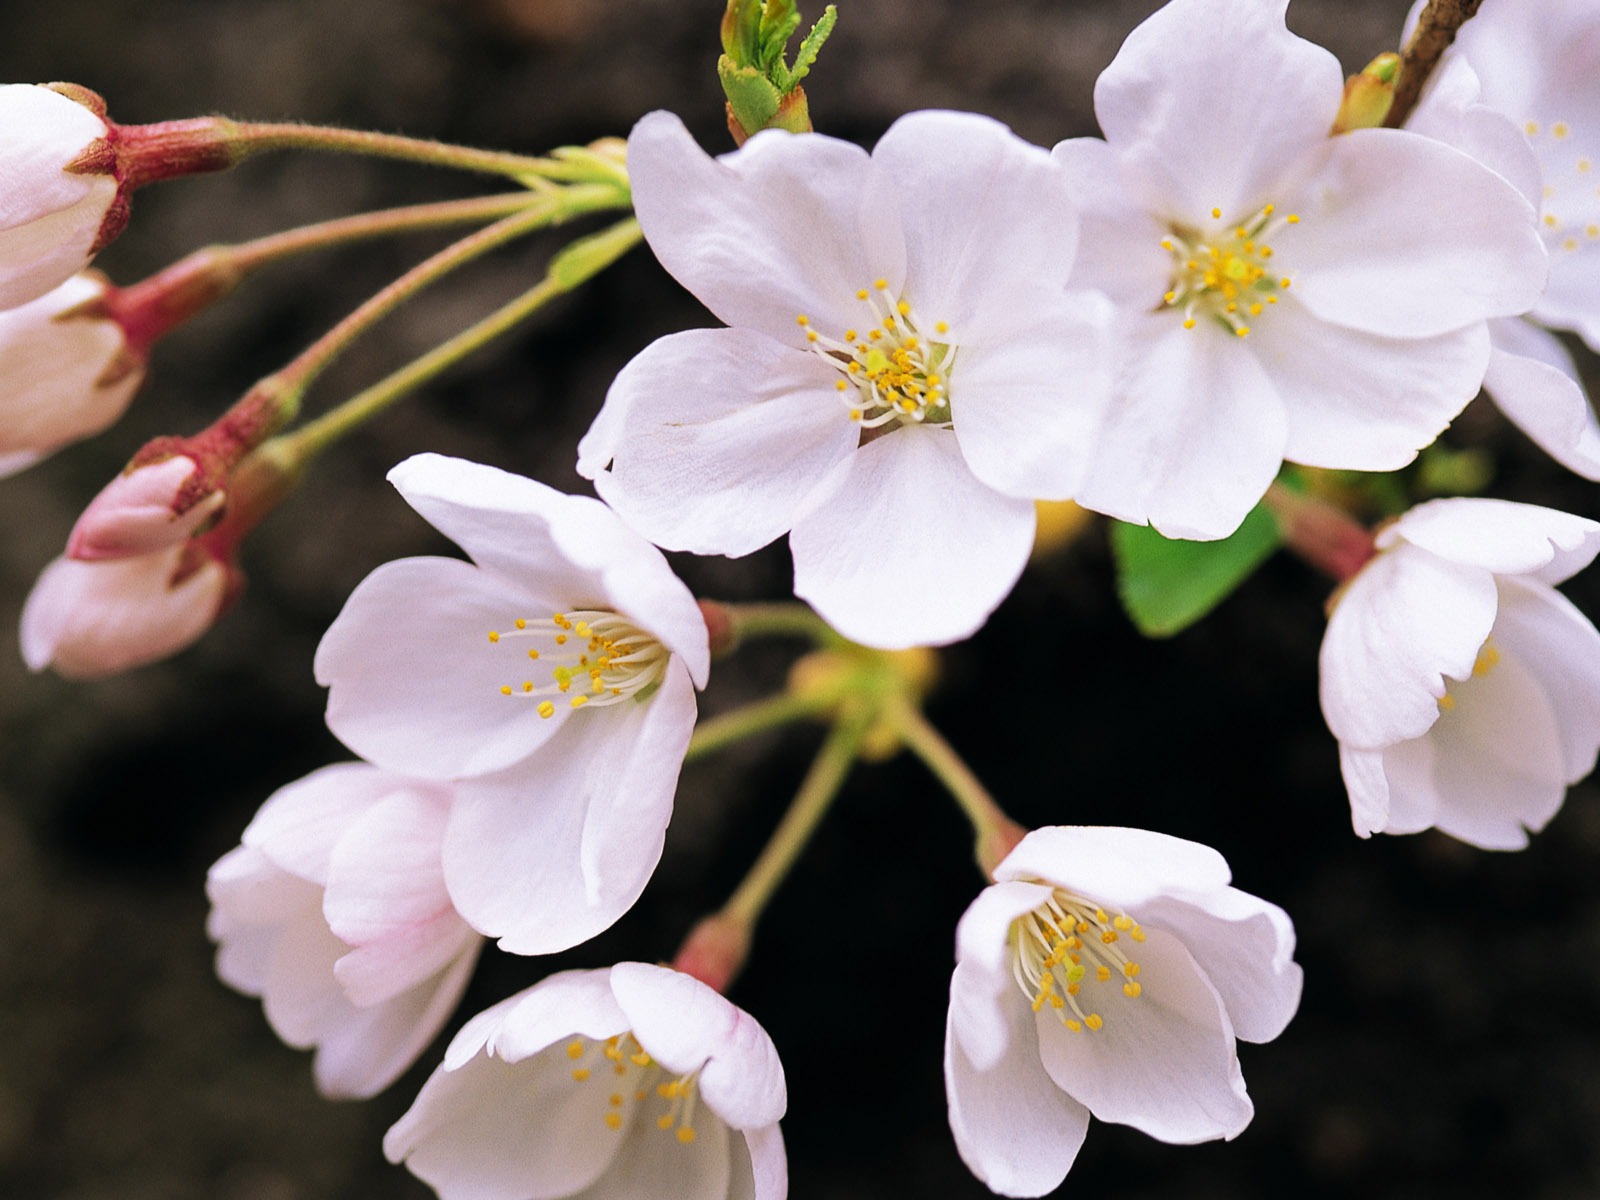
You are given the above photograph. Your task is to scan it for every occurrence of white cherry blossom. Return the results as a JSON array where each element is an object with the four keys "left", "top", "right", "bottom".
[
  {"left": 314, "top": 453, "right": 710, "bottom": 954},
  {"left": 1321, "top": 498, "right": 1600, "bottom": 849},
  {"left": 207, "top": 762, "right": 483, "bottom": 1099},
  {"left": 1055, "top": 0, "right": 1547, "bottom": 540},
  {"left": 386, "top": 962, "right": 787, "bottom": 1200},
  {"left": 578, "top": 108, "right": 1112, "bottom": 649},
  {"left": 946, "top": 826, "right": 1300, "bottom": 1197}
]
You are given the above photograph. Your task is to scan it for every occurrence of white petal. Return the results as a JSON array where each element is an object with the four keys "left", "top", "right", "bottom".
[
  {"left": 1076, "top": 315, "right": 1287, "bottom": 541},
  {"left": 1388, "top": 497, "right": 1600, "bottom": 584},
  {"left": 1033, "top": 927, "right": 1252, "bottom": 1143},
  {"left": 571, "top": 1108, "right": 731, "bottom": 1200},
  {"left": 611, "top": 962, "right": 786, "bottom": 1130},
  {"left": 731, "top": 1124, "right": 786, "bottom": 1200},
  {"left": 944, "top": 977, "right": 1089, "bottom": 1198},
  {"left": 1494, "top": 579, "right": 1600, "bottom": 782},
  {"left": 579, "top": 328, "right": 856, "bottom": 557},
  {"left": 1050, "top": 138, "right": 1173, "bottom": 309},
  {"left": 1483, "top": 321, "right": 1600, "bottom": 480},
  {"left": 627, "top": 110, "right": 904, "bottom": 346},
  {"left": 484, "top": 969, "right": 630, "bottom": 1064},
  {"left": 1092, "top": 0, "right": 1342, "bottom": 220},
  {"left": 951, "top": 289, "right": 1114, "bottom": 500},
  {"left": 1287, "top": 129, "right": 1546, "bottom": 336},
  {"left": 1261, "top": 301, "right": 1488, "bottom": 470},
  {"left": 994, "top": 826, "right": 1233, "bottom": 909},
  {"left": 1338, "top": 744, "right": 1400, "bottom": 839},
  {"left": 1404, "top": 56, "right": 1542, "bottom": 209},
  {"left": 955, "top": 881, "right": 1057, "bottom": 984},
  {"left": 951, "top": 888, "right": 1054, "bottom": 1071},
  {"left": 242, "top": 762, "right": 397, "bottom": 886},
  {"left": 790, "top": 428, "right": 1036, "bottom": 648},
  {"left": 1319, "top": 544, "right": 1497, "bottom": 748}
]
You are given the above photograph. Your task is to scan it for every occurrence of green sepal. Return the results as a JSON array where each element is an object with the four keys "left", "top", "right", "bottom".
[
  {"left": 1110, "top": 503, "right": 1282, "bottom": 638},
  {"left": 719, "top": 57, "right": 784, "bottom": 136}
]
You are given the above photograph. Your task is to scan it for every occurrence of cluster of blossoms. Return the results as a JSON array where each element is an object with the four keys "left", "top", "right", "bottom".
[{"left": 8, "top": 0, "right": 1600, "bottom": 1195}]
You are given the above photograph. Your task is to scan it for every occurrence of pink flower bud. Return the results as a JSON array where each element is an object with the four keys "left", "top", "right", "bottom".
[
  {"left": 67, "top": 454, "right": 226, "bottom": 561},
  {"left": 0, "top": 274, "right": 145, "bottom": 479},
  {"left": 19, "top": 542, "right": 232, "bottom": 679},
  {"left": 0, "top": 84, "right": 120, "bottom": 310}
]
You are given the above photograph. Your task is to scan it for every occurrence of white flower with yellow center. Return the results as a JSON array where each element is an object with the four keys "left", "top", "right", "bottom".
[
  {"left": 385, "top": 963, "right": 787, "bottom": 1200},
  {"left": 946, "top": 826, "right": 1301, "bottom": 1198},
  {"left": 1053, "top": 0, "right": 1547, "bottom": 541},
  {"left": 1321, "top": 498, "right": 1600, "bottom": 850},
  {"left": 578, "top": 108, "right": 1112, "bottom": 650},
  {"left": 314, "top": 453, "right": 710, "bottom": 955}
]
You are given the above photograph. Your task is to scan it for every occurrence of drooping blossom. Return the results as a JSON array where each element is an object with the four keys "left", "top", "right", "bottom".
[
  {"left": 385, "top": 962, "right": 786, "bottom": 1200},
  {"left": 314, "top": 453, "right": 709, "bottom": 954},
  {"left": 1321, "top": 498, "right": 1600, "bottom": 850},
  {"left": 0, "top": 84, "right": 120, "bottom": 310},
  {"left": 578, "top": 108, "right": 1112, "bottom": 649},
  {"left": 946, "top": 826, "right": 1301, "bottom": 1197},
  {"left": 0, "top": 273, "right": 144, "bottom": 478},
  {"left": 1054, "top": 0, "right": 1546, "bottom": 540},
  {"left": 207, "top": 762, "right": 483, "bottom": 1099},
  {"left": 67, "top": 454, "right": 226, "bottom": 559}
]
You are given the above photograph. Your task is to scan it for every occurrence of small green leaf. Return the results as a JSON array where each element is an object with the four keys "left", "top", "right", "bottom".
[
  {"left": 718, "top": 58, "right": 783, "bottom": 134},
  {"left": 785, "top": 4, "right": 837, "bottom": 88},
  {"left": 1110, "top": 503, "right": 1282, "bottom": 637}
]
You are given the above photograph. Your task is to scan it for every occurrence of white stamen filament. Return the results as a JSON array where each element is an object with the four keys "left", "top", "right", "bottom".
[
  {"left": 488, "top": 609, "right": 668, "bottom": 718},
  {"left": 1010, "top": 890, "right": 1147, "bottom": 1033}
]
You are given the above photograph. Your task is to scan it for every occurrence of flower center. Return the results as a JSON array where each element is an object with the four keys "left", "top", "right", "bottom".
[
  {"left": 1160, "top": 203, "right": 1298, "bottom": 338},
  {"left": 1523, "top": 120, "right": 1600, "bottom": 256},
  {"left": 796, "top": 280, "right": 957, "bottom": 429},
  {"left": 1010, "top": 889, "right": 1147, "bottom": 1033},
  {"left": 566, "top": 1034, "right": 703, "bottom": 1143},
  {"left": 487, "top": 610, "right": 668, "bottom": 719},
  {"left": 1438, "top": 637, "right": 1500, "bottom": 713}
]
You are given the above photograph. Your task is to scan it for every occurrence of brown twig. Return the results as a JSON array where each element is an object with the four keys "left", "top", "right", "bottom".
[{"left": 1386, "top": 0, "right": 1484, "bottom": 128}]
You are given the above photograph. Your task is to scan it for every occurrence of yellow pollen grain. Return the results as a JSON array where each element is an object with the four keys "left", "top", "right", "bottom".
[
  {"left": 571, "top": 695, "right": 589, "bottom": 709},
  {"left": 500, "top": 685, "right": 512, "bottom": 696},
  {"left": 1235, "top": 325, "right": 1251, "bottom": 337},
  {"left": 514, "top": 618, "right": 527, "bottom": 629},
  {"left": 1546, "top": 213, "right": 1560, "bottom": 227},
  {"left": 1084, "top": 1014, "right": 1104, "bottom": 1031},
  {"left": 1096, "top": 966, "right": 1111, "bottom": 982},
  {"left": 935, "top": 320, "right": 949, "bottom": 333},
  {"left": 1589, "top": 225, "right": 1599, "bottom": 238},
  {"left": 677, "top": 1127, "right": 697, "bottom": 1144},
  {"left": 1526, "top": 120, "right": 1541, "bottom": 135},
  {"left": 538, "top": 700, "right": 556, "bottom": 719},
  {"left": 488, "top": 631, "right": 500, "bottom": 643},
  {"left": 1124, "top": 962, "right": 1140, "bottom": 977},
  {"left": 1286, "top": 213, "right": 1300, "bottom": 224},
  {"left": 1566, "top": 237, "right": 1580, "bottom": 251},
  {"left": 1554, "top": 122, "right": 1570, "bottom": 138},
  {"left": 528, "top": 648, "right": 540, "bottom": 660},
  {"left": 1124, "top": 982, "right": 1143, "bottom": 998},
  {"left": 835, "top": 380, "right": 848, "bottom": 391},
  {"left": 572, "top": 1068, "right": 591, "bottom": 1081},
  {"left": 522, "top": 681, "right": 533, "bottom": 693},
  {"left": 796, "top": 314, "right": 809, "bottom": 326},
  {"left": 568, "top": 1041, "right": 584, "bottom": 1059},
  {"left": 605, "top": 1112, "right": 622, "bottom": 1130},
  {"left": 1183, "top": 317, "right": 1197, "bottom": 329},
  {"left": 1211, "top": 206, "right": 1222, "bottom": 218},
  {"left": 874, "top": 278, "right": 888, "bottom": 290},
  {"left": 1439, "top": 693, "right": 1457, "bottom": 711},
  {"left": 856, "top": 288, "right": 868, "bottom": 300},
  {"left": 1065, "top": 1019, "right": 1082, "bottom": 1033},
  {"left": 657, "top": 1115, "right": 674, "bottom": 1131}
]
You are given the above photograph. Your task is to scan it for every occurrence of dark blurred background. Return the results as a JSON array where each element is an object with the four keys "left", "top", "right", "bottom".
[{"left": 4, "top": 1, "right": 1600, "bottom": 1197}]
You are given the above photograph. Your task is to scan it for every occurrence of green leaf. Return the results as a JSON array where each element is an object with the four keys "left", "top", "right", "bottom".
[
  {"left": 718, "top": 58, "right": 782, "bottom": 134},
  {"left": 1110, "top": 503, "right": 1282, "bottom": 638}
]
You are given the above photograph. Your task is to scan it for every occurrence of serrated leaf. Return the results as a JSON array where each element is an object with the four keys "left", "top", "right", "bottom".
[
  {"left": 718, "top": 58, "right": 782, "bottom": 134},
  {"left": 1110, "top": 503, "right": 1281, "bottom": 637}
]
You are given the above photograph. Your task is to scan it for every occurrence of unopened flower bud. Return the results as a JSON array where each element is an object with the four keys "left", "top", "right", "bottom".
[
  {"left": 0, "top": 273, "right": 145, "bottom": 478},
  {"left": 0, "top": 84, "right": 120, "bottom": 309},
  {"left": 1332, "top": 52, "right": 1401, "bottom": 135},
  {"left": 67, "top": 454, "right": 226, "bottom": 561}
]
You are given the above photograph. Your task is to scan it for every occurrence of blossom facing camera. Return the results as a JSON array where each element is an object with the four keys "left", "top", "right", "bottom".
[
  {"left": 19, "top": 540, "right": 233, "bottom": 679},
  {"left": 67, "top": 454, "right": 226, "bottom": 560},
  {"left": 579, "top": 108, "right": 1112, "bottom": 650},
  {"left": 945, "top": 826, "right": 1301, "bottom": 1198},
  {"left": 1054, "top": 0, "right": 1546, "bottom": 540},
  {"left": 385, "top": 962, "right": 787, "bottom": 1200},
  {"left": 0, "top": 273, "right": 144, "bottom": 479},
  {"left": 0, "top": 84, "right": 120, "bottom": 310},
  {"left": 1321, "top": 498, "right": 1600, "bottom": 850},
  {"left": 314, "top": 453, "right": 710, "bottom": 955},
  {"left": 207, "top": 763, "right": 483, "bottom": 1100}
]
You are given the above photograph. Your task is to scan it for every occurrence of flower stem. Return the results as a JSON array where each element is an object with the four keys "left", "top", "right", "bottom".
[
  {"left": 278, "top": 217, "right": 642, "bottom": 461},
  {"left": 1262, "top": 480, "right": 1376, "bottom": 582},
  {"left": 685, "top": 690, "right": 838, "bottom": 762},
  {"left": 204, "top": 117, "right": 569, "bottom": 180},
  {"left": 1386, "top": 0, "right": 1483, "bottom": 128},
  {"left": 724, "top": 601, "right": 840, "bottom": 644}
]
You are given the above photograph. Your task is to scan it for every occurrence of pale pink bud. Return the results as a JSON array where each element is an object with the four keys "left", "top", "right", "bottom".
[
  {"left": 19, "top": 542, "right": 230, "bottom": 679},
  {"left": 67, "top": 454, "right": 226, "bottom": 560},
  {"left": 0, "top": 274, "right": 145, "bottom": 479},
  {"left": 0, "top": 84, "right": 120, "bottom": 310}
]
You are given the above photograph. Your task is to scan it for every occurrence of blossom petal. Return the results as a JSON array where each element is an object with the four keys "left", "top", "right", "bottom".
[
  {"left": 243, "top": 762, "right": 396, "bottom": 885},
  {"left": 1483, "top": 320, "right": 1600, "bottom": 480},
  {"left": 1262, "top": 301, "right": 1487, "bottom": 470},
  {"left": 1050, "top": 138, "right": 1172, "bottom": 308},
  {"left": 1387, "top": 497, "right": 1600, "bottom": 585},
  {"left": 995, "top": 827, "right": 1233, "bottom": 910},
  {"left": 730, "top": 1124, "right": 786, "bottom": 1200},
  {"left": 1319, "top": 544, "right": 1497, "bottom": 748},
  {"left": 627, "top": 110, "right": 904, "bottom": 346},
  {"left": 1033, "top": 927, "right": 1252, "bottom": 1143},
  {"left": 1076, "top": 314, "right": 1287, "bottom": 541},
  {"left": 951, "top": 887, "right": 1054, "bottom": 1071},
  {"left": 571, "top": 1107, "right": 731, "bottom": 1200},
  {"left": 944, "top": 978, "right": 1089, "bottom": 1198},
  {"left": 1338, "top": 744, "right": 1401, "bottom": 839},
  {"left": 482, "top": 969, "right": 629, "bottom": 1064},
  {"left": 1287, "top": 129, "right": 1546, "bottom": 336},
  {"left": 1092, "top": 0, "right": 1342, "bottom": 220},
  {"left": 1495, "top": 579, "right": 1600, "bottom": 782},
  {"left": 790, "top": 428, "right": 1036, "bottom": 648},
  {"left": 579, "top": 328, "right": 857, "bottom": 558}
]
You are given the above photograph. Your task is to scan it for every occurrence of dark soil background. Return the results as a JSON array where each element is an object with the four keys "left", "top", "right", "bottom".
[{"left": 4, "top": 1, "right": 1600, "bottom": 1198}]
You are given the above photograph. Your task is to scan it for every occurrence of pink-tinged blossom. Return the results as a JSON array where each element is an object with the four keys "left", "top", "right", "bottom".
[
  {"left": 314, "top": 453, "right": 710, "bottom": 955},
  {"left": 1054, "top": 0, "right": 1547, "bottom": 540},
  {"left": 1321, "top": 498, "right": 1600, "bottom": 849},
  {"left": 946, "top": 826, "right": 1300, "bottom": 1197},
  {"left": 0, "top": 274, "right": 143, "bottom": 478},
  {"left": 67, "top": 454, "right": 225, "bottom": 559},
  {"left": 386, "top": 963, "right": 787, "bottom": 1200},
  {"left": 207, "top": 762, "right": 483, "bottom": 1099},
  {"left": 578, "top": 109, "right": 1112, "bottom": 650},
  {"left": 0, "top": 84, "right": 120, "bottom": 310}
]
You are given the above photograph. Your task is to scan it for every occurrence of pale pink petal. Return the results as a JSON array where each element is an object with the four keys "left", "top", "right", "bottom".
[
  {"left": 955, "top": 881, "right": 1057, "bottom": 984},
  {"left": 579, "top": 328, "right": 856, "bottom": 558},
  {"left": 1405, "top": 56, "right": 1542, "bottom": 208},
  {"left": 1093, "top": 0, "right": 1342, "bottom": 221},
  {"left": 1495, "top": 579, "right": 1600, "bottom": 781},
  {"left": 242, "top": 762, "right": 398, "bottom": 886},
  {"left": 627, "top": 110, "right": 904, "bottom": 346},
  {"left": 67, "top": 456, "right": 225, "bottom": 561},
  {"left": 944, "top": 980, "right": 1089, "bottom": 1198},
  {"left": 790, "top": 428, "right": 1035, "bottom": 648},
  {"left": 1388, "top": 497, "right": 1600, "bottom": 585},
  {"left": 1050, "top": 138, "right": 1171, "bottom": 308},
  {"left": 1338, "top": 744, "right": 1400, "bottom": 839},
  {"left": 732, "top": 1124, "right": 786, "bottom": 1200},
  {"left": 570, "top": 1108, "right": 731, "bottom": 1200},
  {"left": 951, "top": 888, "right": 1054, "bottom": 1071},
  {"left": 994, "top": 826, "right": 1233, "bottom": 909},
  {"left": 1483, "top": 320, "right": 1600, "bottom": 480},
  {"left": 323, "top": 786, "right": 454, "bottom": 946},
  {"left": 1033, "top": 927, "right": 1251, "bottom": 1143}
]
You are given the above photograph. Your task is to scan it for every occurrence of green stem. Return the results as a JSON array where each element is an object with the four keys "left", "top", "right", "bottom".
[
  {"left": 720, "top": 703, "right": 873, "bottom": 928},
  {"left": 230, "top": 120, "right": 572, "bottom": 180},
  {"left": 725, "top": 601, "right": 839, "bottom": 644},
  {"left": 685, "top": 689, "right": 837, "bottom": 762},
  {"left": 279, "top": 218, "right": 642, "bottom": 461}
]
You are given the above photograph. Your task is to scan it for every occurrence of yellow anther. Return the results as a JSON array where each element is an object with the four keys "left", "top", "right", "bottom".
[
  {"left": 635, "top": 1089, "right": 648, "bottom": 1102},
  {"left": 488, "top": 631, "right": 500, "bottom": 643},
  {"left": 555, "top": 633, "right": 568, "bottom": 645},
  {"left": 538, "top": 700, "right": 556, "bottom": 719},
  {"left": 1263, "top": 203, "right": 1275, "bottom": 215},
  {"left": 1546, "top": 213, "right": 1560, "bottom": 227},
  {"left": 1129, "top": 927, "right": 1146, "bottom": 943},
  {"left": 1580, "top": 159, "right": 1593, "bottom": 173},
  {"left": 1049, "top": 994, "right": 1065, "bottom": 1009},
  {"left": 1101, "top": 930, "right": 1119, "bottom": 944},
  {"left": 514, "top": 618, "right": 527, "bottom": 629},
  {"left": 1183, "top": 317, "right": 1197, "bottom": 329},
  {"left": 658, "top": 1082, "right": 678, "bottom": 1098},
  {"left": 874, "top": 277, "right": 889, "bottom": 290},
  {"left": 1439, "top": 693, "right": 1457, "bottom": 711},
  {"left": 897, "top": 300, "right": 911, "bottom": 315},
  {"left": 1124, "top": 982, "right": 1143, "bottom": 998},
  {"left": 796, "top": 314, "right": 810, "bottom": 326},
  {"left": 1076, "top": 921, "right": 1090, "bottom": 934},
  {"left": 1249, "top": 302, "right": 1263, "bottom": 316},
  {"left": 1084, "top": 1013, "right": 1104, "bottom": 1031},
  {"left": 1112, "top": 915, "right": 1133, "bottom": 931},
  {"left": 571, "top": 695, "right": 589, "bottom": 709},
  {"left": 856, "top": 288, "right": 869, "bottom": 300},
  {"left": 1123, "top": 962, "right": 1140, "bottom": 977},
  {"left": 806, "top": 331, "right": 819, "bottom": 342},
  {"left": 609, "top": 1094, "right": 623, "bottom": 1107},
  {"left": 605, "top": 1112, "right": 622, "bottom": 1130},
  {"left": 1164, "top": 290, "right": 1177, "bottom": 304},
  {"left": 1526, "top": 120, "right": 1540, "bottom": 136},
  {"left": 1589, "top": 225, "right": 1599, "bottom": 238},
  {"left": 528, "top": 648, "right": 540, "bottom": 660},
  {"left": 1286, "top": 213, "right": 1300, "bottom": 224},
  {"left": 1554, "top": 122, "right": 1570, "bottom": 138},
  {"left": 1096, "top": 965, "right": 1111, "bottom": 982},
  {"left": 522, "top": 681, "right": 533, "bottom": 693},
  {"left": 1279, "top": 277, "right": 1291, "bottom": 288},
  {"left": 1211, "top": 207, "right": 1222, "bottom": 218},
  {"left": 657, "top": 1115, "right": 675, "bottom": 1131},
  {"left": 1235, "top": 325, "right": 1251, "bottom": 337},
  {"left": 1065, "top": 1019, "right": 1083, "bottom": 1033},
  {"left": 677, "top": 1127, "right": 697, "bottom": 1145},
  {"left": 631, "top": 1051, "right": 651, "bottom": 1067},
  {"left": 935, "top": 320, "right": 949, "bottom": 334},
  {"left": 500, "top": 685, "right": 512, "bottom": 696},
  {"left": 572, "top": 1068, "right": 591, "bottom": 1081},
  {"left": 568, "top": 1041, "right": 585, "bottom": 1059}
]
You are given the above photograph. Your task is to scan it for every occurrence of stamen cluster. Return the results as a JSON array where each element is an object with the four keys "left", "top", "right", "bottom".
[
  {"left": 797, "top": 280, "right": 955, "bottom": 428},
  {"left": 1159, "top": 204, "right": 1297, "bottom": 337},
  {"left": 566, "top": 1033, "right": 703, "bottom": 1143},
  {"left": 488, "top": 609, "right": 668, "bottom": 718},
  {"left": 1010, "top": 890, "right": 1146, "bottom": 1034}
]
